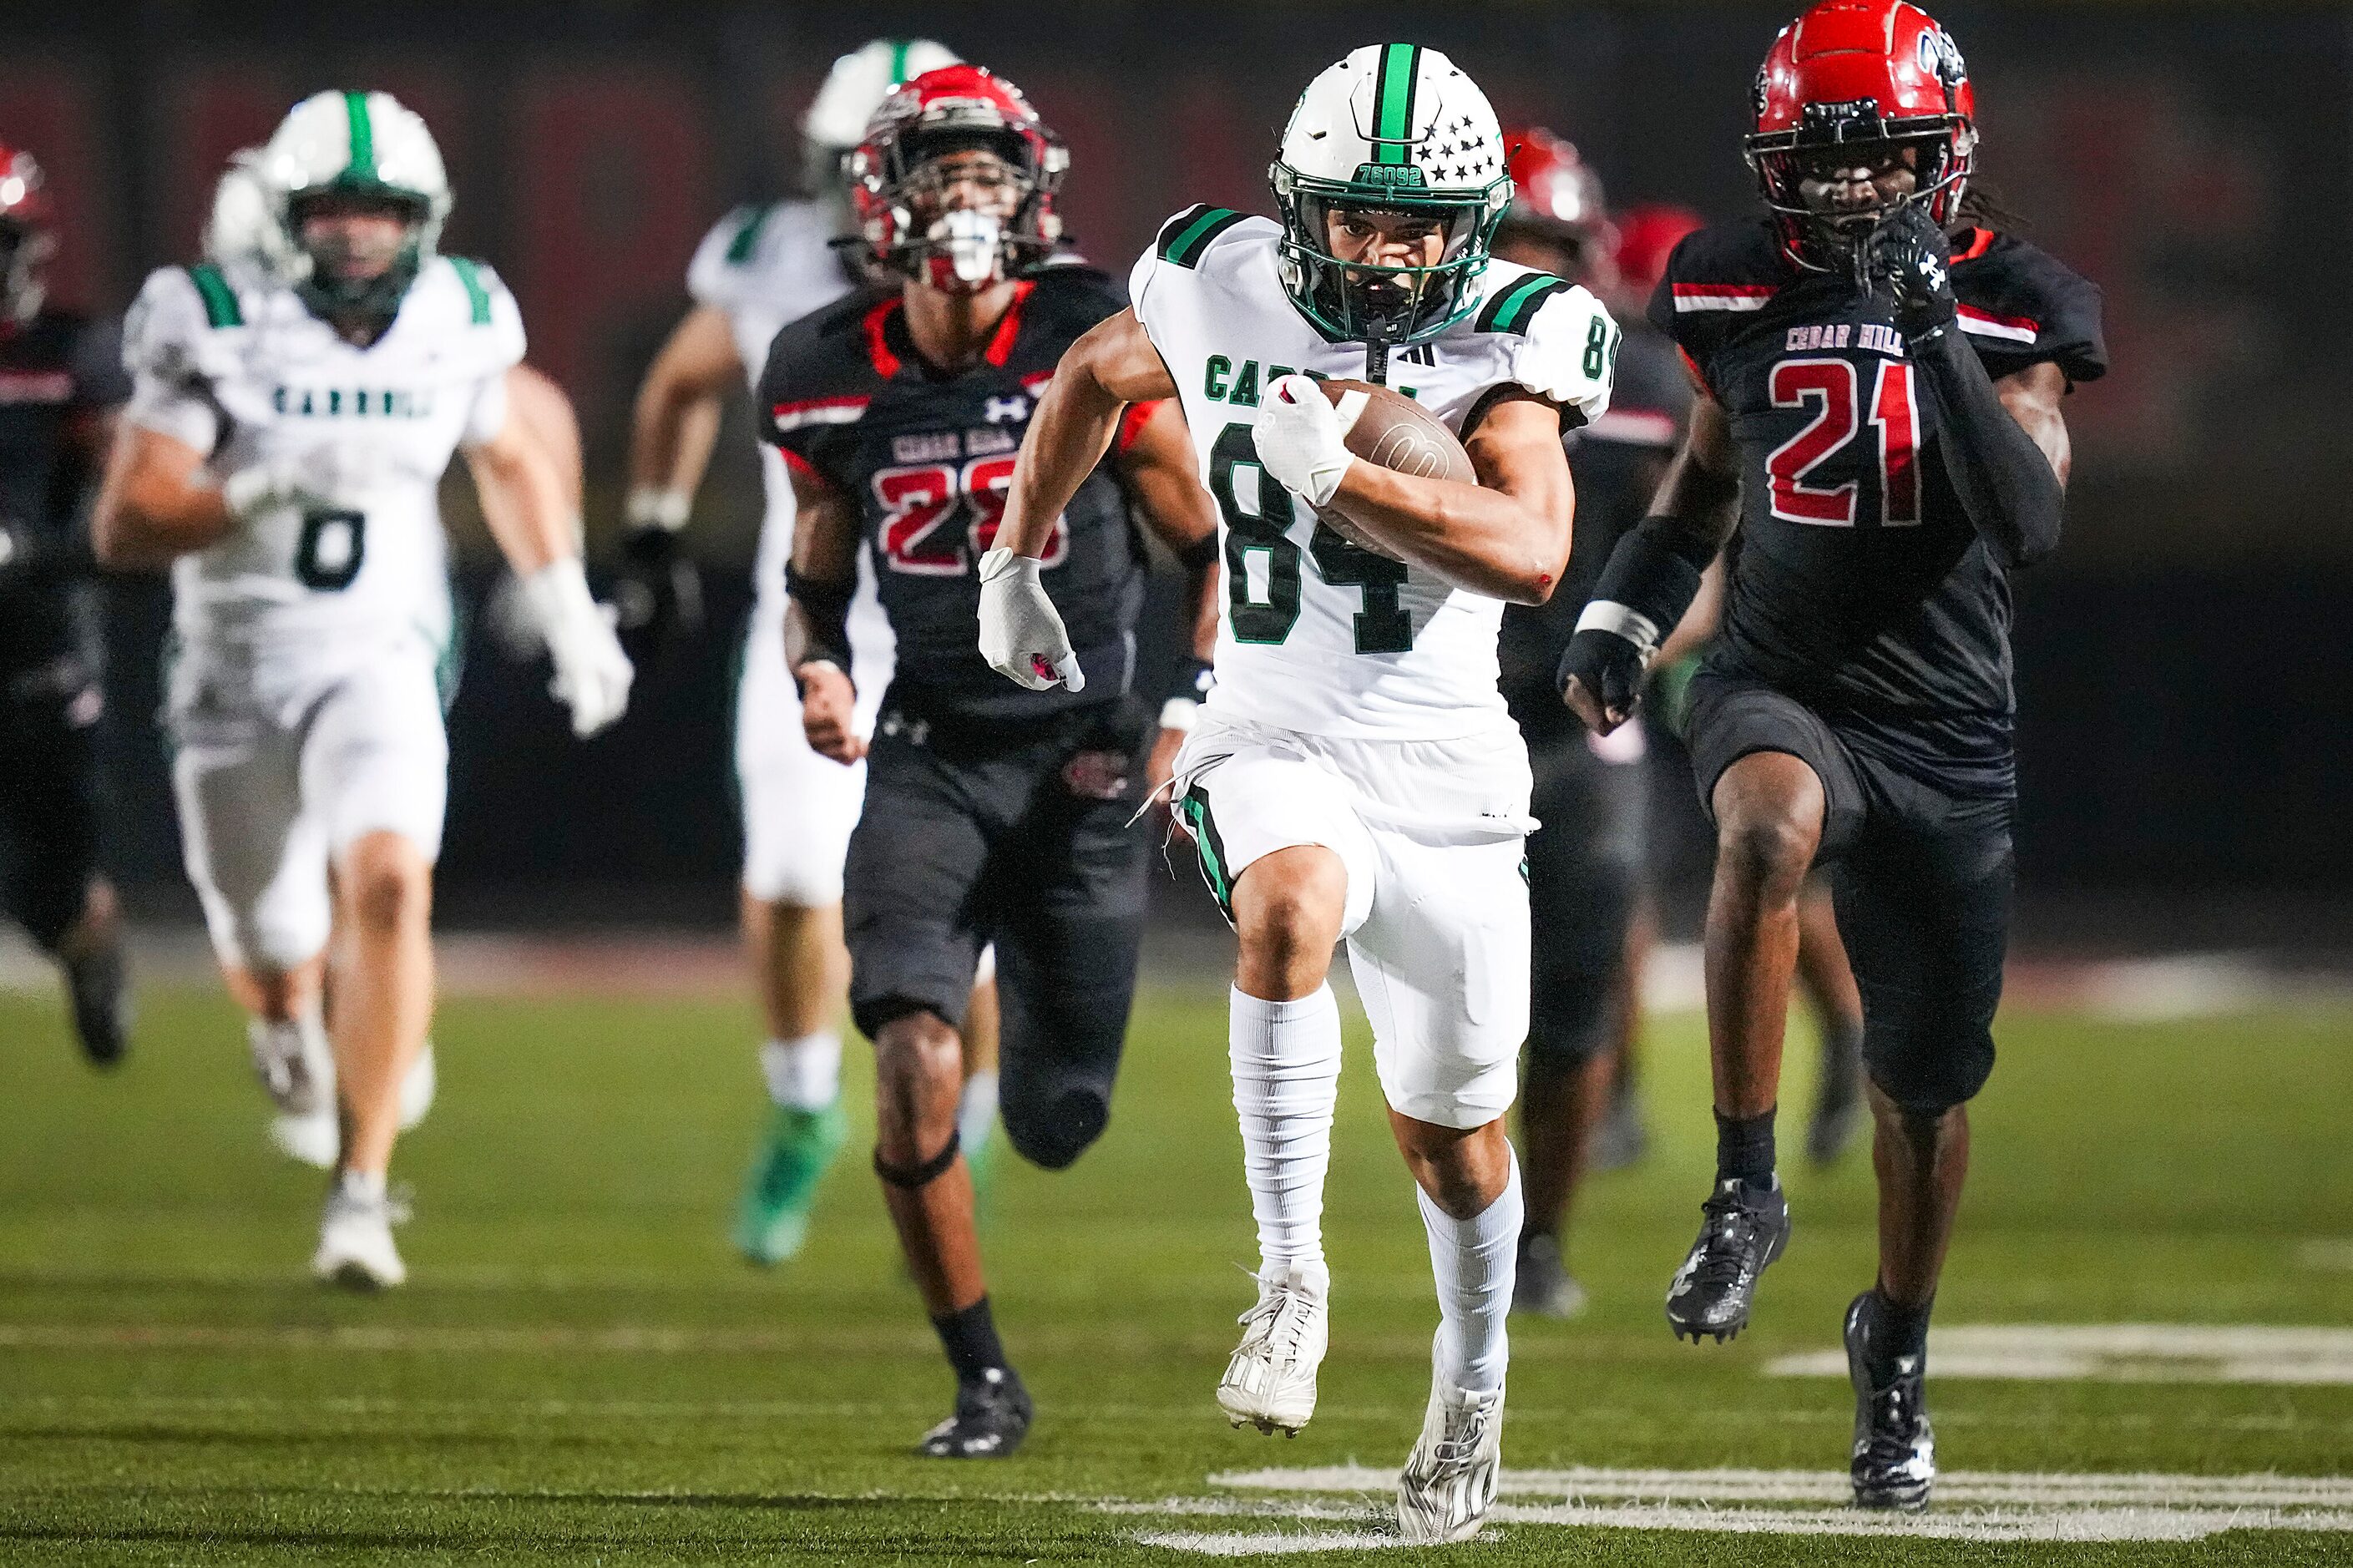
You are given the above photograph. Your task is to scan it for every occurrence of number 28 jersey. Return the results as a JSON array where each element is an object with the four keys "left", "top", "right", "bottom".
[
  {"left": 124, "top": 256, "right": 524, "bottom": 648},
  {"left": 1131, "top": 208, "right": 1616, "bottom": 742},
  {"left": 1653, "top": 219, "right": 2105, "bottom": 778}
]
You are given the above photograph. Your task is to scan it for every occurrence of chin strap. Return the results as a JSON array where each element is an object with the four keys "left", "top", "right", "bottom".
[
  {"left": 873, "top": 1130, "right": 962, "bottom": 1189},
  {"left": 1362, "top": 320, "right": 1393, "bottom": 387}
]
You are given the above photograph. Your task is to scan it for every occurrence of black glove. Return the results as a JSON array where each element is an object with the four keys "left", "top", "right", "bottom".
[
  {"left": 1861, "top": 203, "right": 1956, "bottom": 341},
  {"left": 1557, "top": 625, "right": 1649, "bottom": 724},
  {"left": 610, "top": 524, "right": 704, "bottom": 657}
]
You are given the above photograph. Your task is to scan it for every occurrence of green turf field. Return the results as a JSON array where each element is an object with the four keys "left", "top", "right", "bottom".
[{"left": 3, "top": 974, "right": 2351, "bottom": 1564}]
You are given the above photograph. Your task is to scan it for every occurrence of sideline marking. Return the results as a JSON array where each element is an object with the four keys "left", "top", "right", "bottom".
[
  {"left": 1130, "top": 1465, "right": 2353, "bottom": 1550},
  {"left": 1765, "top": 1323, "right": 2353, "bottom": 1386}
]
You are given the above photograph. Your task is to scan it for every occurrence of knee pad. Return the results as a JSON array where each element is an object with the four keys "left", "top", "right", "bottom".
[
  {"left": 998, "top": 1082, "right": 1110, "bottom": 1171},
  {"left": 1862, "top": 1018, "right": 1995, "bottom": 1115}
]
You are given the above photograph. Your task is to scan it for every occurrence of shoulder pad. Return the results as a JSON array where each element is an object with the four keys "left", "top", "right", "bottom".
[
  {"left": 1952, "top": 232, "right": 2108, "bottom": 384},
  {"left": 1154, "top": 204, "right": 1252, "bottom": 269}
]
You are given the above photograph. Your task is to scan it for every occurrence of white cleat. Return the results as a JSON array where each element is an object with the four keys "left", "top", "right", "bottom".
[
  {"left": 249, "top": 1014, "right": 333, "bottom": 1117},
  {"left": 1395, "top": 1368, "right": 1505, "bottom": 1544},
  {"left": 311, "top": 1178, "right": 410, "bottom": 1291},
  {"left": 1217, "top": 1263, "right": 1328, "bottom": 1436}
]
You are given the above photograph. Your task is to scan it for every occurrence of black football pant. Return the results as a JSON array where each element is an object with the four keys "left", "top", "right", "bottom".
[
  {"left": 1688, "top": 674, "right": 2013, "bottom": 1115},
  {"left": 0, "top": 660, "right": 104, "bottom": 953},
  {"left": 844, "top": 701, "right": 1151, "bottom": 1171},
  {"left": 1522, "top": 727, "right": 1649, "bottom": 1071}
]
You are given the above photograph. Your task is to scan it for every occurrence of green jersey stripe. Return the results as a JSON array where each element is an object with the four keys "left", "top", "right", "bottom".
[
  {"left": 1373, "top": 43, "right": 1420, "bottom": 165},
  {"left": 184, "top": 263, "right": 242, "bottom": 328},
  {"left": 1476, "top": 276, "right": 1566, "bottom": 335},
  {"left": 888, "top": 39, "right": 911, "bottom": 84},
  {"left": 447, "top": 256, "right": 493, "bottom": 325},
  {"left": 342, "top": 89, "right": 377, "bottom": 182},
  {"left": 1181, "top": 789, "right": 1235, "bottom": 918},
  {"left": 724, "top": 205, "right": 771, "bottom": 266},
  {"left": 1159, "top": 205, "right": 1245, "bottom": 268}
]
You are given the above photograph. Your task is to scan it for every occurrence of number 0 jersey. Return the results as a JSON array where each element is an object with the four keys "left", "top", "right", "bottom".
[
  {"left": 758, "top": 264, "right": 1149, "bottom": 724},
  {"left": 1132, "top": 208, "right": 1616, "bottom": 742},
  {"left": 124, "top": 256, "right": 525, "bottom": 648},
  {"left": 1654, "top": 219, "right": 2105, "bottom": 787}
]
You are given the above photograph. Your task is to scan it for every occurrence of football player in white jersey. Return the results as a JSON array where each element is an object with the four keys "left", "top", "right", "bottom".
[
  {"left": 984, "top": 44, "right": 1614, "bottom": 1541},
  {"left": 624, "top": 38, "right": 1007, "bottom": 1267},
  {"left": 94, "top": 89, "right": 633, "bottom": 1288},
  {"left": 200, "top": 149, "right": 590, "bottom": 1168}
]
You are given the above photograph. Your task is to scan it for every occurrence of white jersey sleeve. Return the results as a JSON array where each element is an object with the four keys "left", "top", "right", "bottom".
[
  {"left": 439, "top": 257, "right": 528, "bottom": 448},
  {"left": 122, "top": 266, "right": 230, "bottom": 453},
  {"left": 686, "top": 205, "right": 767, "bottom": 316},
  {"left": 1510, "top": 281, "right": 1617, "bottom": 422}
]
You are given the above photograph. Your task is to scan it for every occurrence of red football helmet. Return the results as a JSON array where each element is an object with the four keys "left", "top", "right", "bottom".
[
  {"left": 0, "top": 144, "right": 58, "bottom": 324},
  {"left": 1744, "top": 0, "right": 1976, "bottom": 270},
  {"left": 1613, "top": 202, "right": 1706, "bottom": 301},
  {"left": 1504, "top": 127, "right": 1612, "bottom": 242},
  {"left": 848, "top": 65, "right": 1067, "bottom": 296}
]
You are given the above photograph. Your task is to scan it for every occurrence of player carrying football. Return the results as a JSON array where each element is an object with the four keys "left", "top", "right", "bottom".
[
  {"left": 620, "top": 39, "right": 1010, "bottom": 1267},
  {"left": 763, "top": 66, "right": 1218, "bottom": 1459},
  {"left": 1558, "top": 0, "right": 2105, "bottom": 1509},
  {"left": 0, "top": 143, "right": 134, "bottom": 1067},
  {"left": 988, "top": 45, "right": 1613, "bottom": 1541},
  {"left": 95, "top": 90, "right": 633, "bottom": 1287}
]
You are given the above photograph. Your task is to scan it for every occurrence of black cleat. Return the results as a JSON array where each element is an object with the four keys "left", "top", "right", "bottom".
[
  {"left": 1806, "top": 1022, "right": 1865, "bottom": 1166},
  {"left": 1511, "top": 1232, "right": 1587, "bottom": 1320},
  {"left": 917, "top": 1366, "right": 1032, "bottom": 1459},
  {"left": 1844, "top": 1292, "right": 1935, "bottom": 1510},
  {"left": 1587, "top": 1085, "right": 1650, "bottom": 1174},
  {"left": 61, "top": 940, "right": 130, "bottom": 1070},
  {"left": 1664, "top": 1177, "right": 1789, "bottom": 1343}
]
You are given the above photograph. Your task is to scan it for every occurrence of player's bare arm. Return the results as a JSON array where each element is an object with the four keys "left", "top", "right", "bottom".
[
  {"left": 1561, "top": 389, "right": 1739, "bottom": 732},
  {"left": 628, "top": 304, "right": 738, "bottom": 515},
  {"left": 996, "top": 308, "right": 1178, "bottom": 560},
  {"left": 464, "top": 410, "right": 575, "bottom": 576},
  {"left": 1309, "top": 386, "right": 1572, "bottom": 604},
  {"left": 1110, "top": 395, "right": 1222, "bottom": 797},
  {"left": 90, "top": 424, "right": 234, "bottom": 569},
  {"left": 781, "top": 459, "right": 865, "bottom": 765}
]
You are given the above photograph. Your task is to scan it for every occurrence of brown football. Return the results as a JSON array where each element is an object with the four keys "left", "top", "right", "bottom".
[{"left": 1313, "top": 379, "right": 1475, "bottom": 558}]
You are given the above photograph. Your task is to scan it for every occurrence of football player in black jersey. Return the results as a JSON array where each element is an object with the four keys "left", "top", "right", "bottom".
[
  {"left": 0, "top": 143, "right": 133, "bottom": 1065},
  {"left": 762, "top": 66, "right": 1219, "bottom": 1459},
  {"left": 1487, "top": 129, "right": 1693, "bottom": 1320},
  {"left": 1559, "top": 0, "right": 2104, "bottom": 1509}
]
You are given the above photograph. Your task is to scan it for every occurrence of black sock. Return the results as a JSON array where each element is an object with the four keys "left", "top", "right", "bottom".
[
  {"left": 1714, "top": 1107, "right": 1777, "bottom": 1186},
  {"left": 1872, "top": 1288, "right": 1933, "bottom": 1364},
  {"left": 932, "top": 1296, "right": 1010, "bottom": 1383}
]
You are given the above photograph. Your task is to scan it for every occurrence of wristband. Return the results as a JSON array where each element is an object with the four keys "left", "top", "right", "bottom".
[
  {"left": 1573, "top": 599, "right": 1665, "bottom": 658},
  {"left": 625, "top": 486, "right": 692, "bottom": 532},
  {"left": 793, "top": 658, "right": 846, "bottom": 702}
]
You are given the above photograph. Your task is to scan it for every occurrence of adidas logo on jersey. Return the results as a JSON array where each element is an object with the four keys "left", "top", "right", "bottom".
[{"left": 272, "top": 384, "right": 437, "bottom": 419}]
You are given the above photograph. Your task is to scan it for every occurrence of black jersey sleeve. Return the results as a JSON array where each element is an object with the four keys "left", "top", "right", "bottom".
[
  {"left": 755, "top": 290, "right": 887, "bottom": 493},
  {"left": 1647, "top": 220, "right": 1785, "bottom": 401},
  {"left": 66, "top": 314, "right": 131, "bottom": 408},
  {"left": 1015, "top": 260, "right": 1128, "bottom": 339},
  {"left": 1953, "top": 234, "right": 2107, "bottom": 387}
]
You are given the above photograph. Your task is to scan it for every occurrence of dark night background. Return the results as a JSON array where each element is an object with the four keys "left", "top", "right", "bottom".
[{"left": 7, "top": 2, "right": 2348, "bottom": 934}]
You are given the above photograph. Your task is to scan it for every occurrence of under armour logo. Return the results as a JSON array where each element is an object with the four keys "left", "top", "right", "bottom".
[{"left": 984, "top": 395, "right": 1029, "bottom": 423}]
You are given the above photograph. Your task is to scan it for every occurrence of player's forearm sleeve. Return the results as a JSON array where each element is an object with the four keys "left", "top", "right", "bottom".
[
  {"left": 1571, "top": 513, "right": 1718, "bottom": 665},
  {"left": 1910, "top": 326, "right": 2065, "bottom": 570},
  {"left": 784, "top": 569, "right": 854, "bottom": 672}
]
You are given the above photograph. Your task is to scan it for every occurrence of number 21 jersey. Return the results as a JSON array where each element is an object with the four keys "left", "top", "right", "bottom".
[
  {"left": 1654, "top": 219, "right": 2104, "bottom": 784},
  {"left": 1132, "top": 207, "right": 1616, "bottom": 742}
]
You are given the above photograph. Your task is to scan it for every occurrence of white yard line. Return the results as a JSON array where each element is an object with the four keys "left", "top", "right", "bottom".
[{"left": 1766, "top": 1323, "right": 2353, "bottom": 1386}]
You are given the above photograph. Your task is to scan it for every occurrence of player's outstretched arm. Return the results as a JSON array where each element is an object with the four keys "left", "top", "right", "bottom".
[
  {"left": 781, "top": 462, "right": 866, "bottom": 765},
  {"left": 983, "top": 307, "right": 1182, "bottom": 690},
  {"left": 90, "top": 423, "right": 235, "bottom": 569},
  {"left": 1278, "top": 383, "right": 1574, "bottom": 604},
  {"left": 1561, "top": 390, "right": 1741, "bottom": 733},
  {"left": 468, "top": 417, "right": 634, "bottom": 739}
]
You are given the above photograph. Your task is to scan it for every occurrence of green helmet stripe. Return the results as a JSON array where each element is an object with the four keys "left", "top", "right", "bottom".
[
  {"left": 888, "top": 39, "right": 912, "bottom": 85},
  {"left": 1373, "top": 43, "right": 1421, "bottom": 165},
  {"left": 342, "top": 90, "right": 377, "bottom": 182}
]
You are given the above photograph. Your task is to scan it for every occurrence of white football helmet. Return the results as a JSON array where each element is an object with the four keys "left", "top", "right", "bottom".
[
  {"left": 1270, "top": 44, "right": 1511, "bottom": 344},
  {"left": 204, "top": 149, "right": 298, "bottom": 286},
  {"left": 253, "top": 89, "right": 451, "bottom": 317},
  {"left": 801, "top": 38, "right": 959, "bottom": 195}
]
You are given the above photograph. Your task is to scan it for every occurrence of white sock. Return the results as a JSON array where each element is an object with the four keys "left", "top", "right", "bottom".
[
  {"left": 336, "top": 1167, "right": 387, "bottom": 1205},
  {"left": 957, "top": 1069, "right": 999, "bottom": 1151},
  {"left": 759, "top": 1032, "right": 842, "bottom": 1111},
  {"left": 1230, "top": 984, "right": 1343, "bottom": 1279},
  {"left": 1418, "top": 1151, "right": 1521, "bottom": 1393}
]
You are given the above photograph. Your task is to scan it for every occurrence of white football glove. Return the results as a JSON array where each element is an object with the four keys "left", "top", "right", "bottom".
[
  {"left": 977, "top": 545, "right": 1084, "bottom": 691},
  {"left": 517, "top": 558, "right": 635, "bottom": 738},
  {"left": 1252, "top": 374, "right": 1354, "bottom": 509}
]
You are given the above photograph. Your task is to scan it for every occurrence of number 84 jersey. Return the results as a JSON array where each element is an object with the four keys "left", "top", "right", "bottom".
[
  {"left": 1131, "top": 208, "right": 1615, "bottom": 742},
  {"left": 123, "top": 256, "right": 525, "bottom": 647}
]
